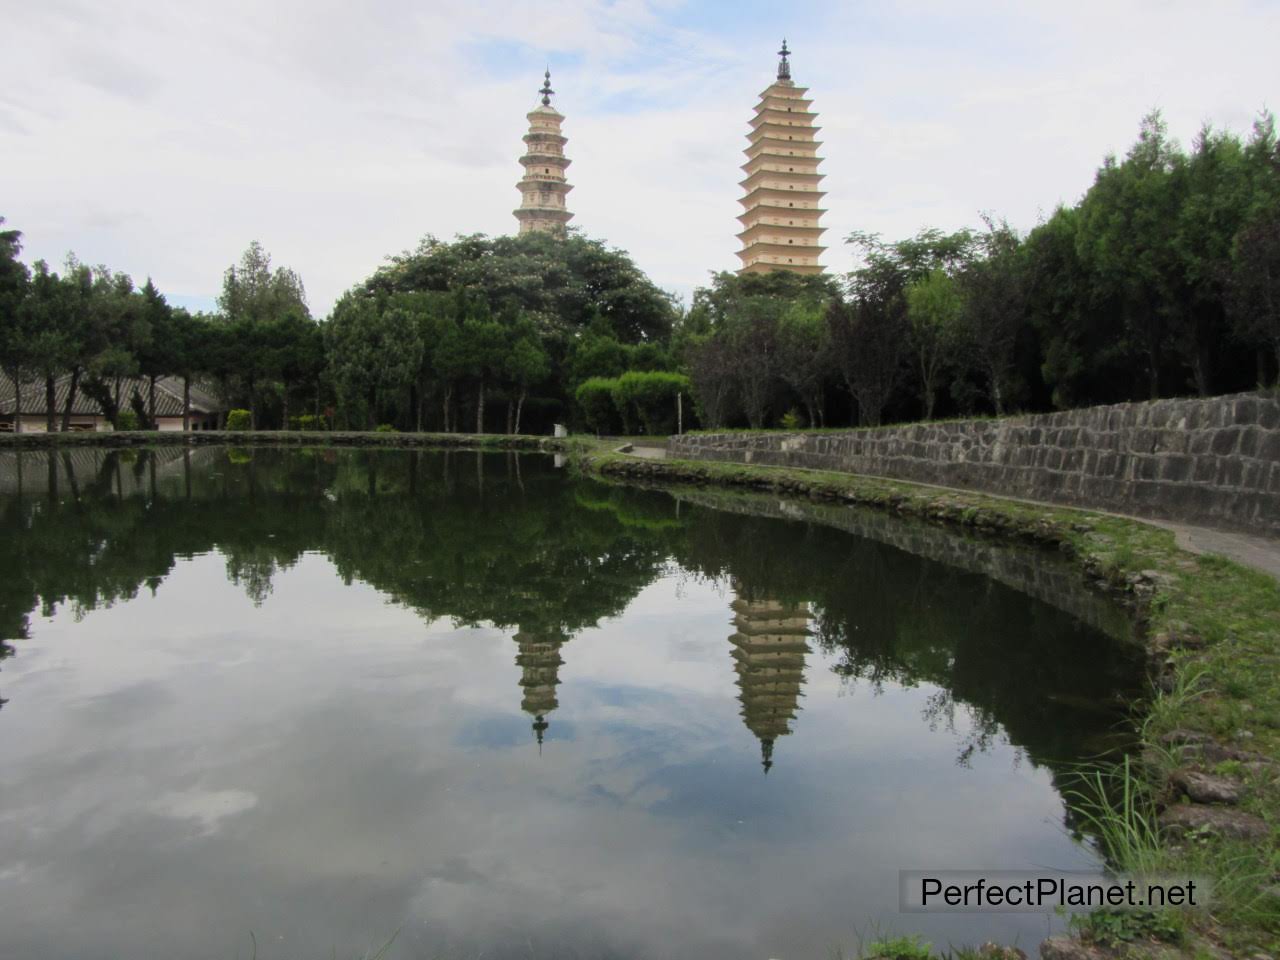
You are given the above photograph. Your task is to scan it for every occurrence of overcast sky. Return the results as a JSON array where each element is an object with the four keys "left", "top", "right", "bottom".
[{"left": 3, "top": 0, "right": 1277, "bottom": 316}]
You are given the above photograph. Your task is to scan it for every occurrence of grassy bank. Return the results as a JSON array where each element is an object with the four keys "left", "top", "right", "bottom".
[{"left": 585, "top": 450, "right": 1280, "bottom": 959}]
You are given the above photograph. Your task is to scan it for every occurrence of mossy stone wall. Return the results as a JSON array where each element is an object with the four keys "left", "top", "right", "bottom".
[{"left": 669, "top": 392, "right": 1280, "bottom": 534}]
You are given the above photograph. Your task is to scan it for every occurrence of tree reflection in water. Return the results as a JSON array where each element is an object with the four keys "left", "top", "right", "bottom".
[{"left": 0, "top": 446, "right": 1142, "bottom": 779}]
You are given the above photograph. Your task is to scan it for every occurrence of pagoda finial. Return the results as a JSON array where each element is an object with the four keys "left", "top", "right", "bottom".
[
  {"left": 777, "top": 39, "right": 791, "bottom": 81},
  {"left": 540, "top": 68, "right": 554, "bottom": 106}
]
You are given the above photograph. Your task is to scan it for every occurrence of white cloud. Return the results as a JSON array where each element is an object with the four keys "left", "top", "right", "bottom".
[{"left": 2, "top": 0, "right": 1276, "bottom": 314}]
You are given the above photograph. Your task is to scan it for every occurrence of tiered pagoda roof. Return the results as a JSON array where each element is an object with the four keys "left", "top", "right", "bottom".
[
  {"left": 514, "top": 70, "right": 574, "bottom": 235},
  {"left": 727, "top": 594, "right": 812, "bottom": 773},
  {"left": 737, "top": 42, "right": 827, "bottom": 275},
  {"left": 514, "top": 628, "right": 569, "bottom": 746}
]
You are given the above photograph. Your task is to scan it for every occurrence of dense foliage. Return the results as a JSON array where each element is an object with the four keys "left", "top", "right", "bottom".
[
  {"left": 325, "top": 232, "right": 677, "bottom": 432},
  {"left": 573, "top": 371, "right": 691, "bottom": 435},
  {"left": 681, "top": 112, "right": 1280, "bottom": 428},
  {"left": 0, "top": 231, "right": 677, "bottom": 434},
  {"left": 0, "top": 237, "right": 320, "bottom": 432},
  {"left": 2, "top": 110, "right": 1277, "bottom": 435}
]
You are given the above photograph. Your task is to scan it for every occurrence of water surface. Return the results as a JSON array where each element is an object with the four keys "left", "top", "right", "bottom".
[{"left": 0, "top": 447, "right": 1141, "bottom": 959}]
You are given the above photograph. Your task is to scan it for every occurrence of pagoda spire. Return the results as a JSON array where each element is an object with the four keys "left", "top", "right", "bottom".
[
  {"left": 736, "top": 43, "right": 827, "bottom": 275},
  {"left": 514, "top": 68, "right": 574, "bottom": 235}
]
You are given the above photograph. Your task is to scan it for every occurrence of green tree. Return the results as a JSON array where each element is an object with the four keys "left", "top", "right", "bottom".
[
  {"left": 684, "top": 335, "right": 735, "bottom": 430},
  {"left": 1077, "top": 112, "right": 1182, "bottom": 399},
  {"left": 575, "top": 377, "right": 618, "bottom": 435},
  {"left": 22, "top": 261, "right": 77, "bottom": 431},
  {"left": 372, "top": 232, "right": 676, "bottom": 345},
  {"left": 169, "top": 309, "right": 215, "bottom": 431},
  {"left": 1229, "top": 211, "right": 1280, "bottom": 380},
  {"left": 218, "top": 241, "right": 311, "bottom": 427},
  {"left": 326, "top": 292, "right": 421, "bottom": 430},
  {"left": 957, "top": 219, "right": 1029, "bottom": 414},
  {"left": 827, "top": 296, "right": 903, "bottom": 427},
  {"left": 135, "top": 279, "right": 176, "bottom": 428},
  {"left": 1169, "top": 126, "right": 1253, "bottom": 395},
  {"left": 268, "top": 308, "right": 325, "bottom": 429},
  {"left": 433, "top": 316, "right": 469, "bottom": 433},
  {"left": 506, "top": 323, "right": 550, "bottom": 434},
  {"left": 729, "top": 309, "right": 780, "bottom": 429},
  {"left": 905, "top": 270, "right": 964, "bottom": 420},
  {"left": 1228, "top": 112, "right": 1280, "bottom": 384},
  {"left": 52, "top": 259, "right": 97, "bottom": 431},
  {"left": 79, "top": 269, "right": 146, "bottom": 429},
  {"left": 219, "top": 241, "right": 309, "bottom": 327},
  {"left": 461, "top": 317, "right": 507, "bottom": 434},
  {"left": 775, "top": 301, "right": 831, "bottom": 426},
  {"left": 837, "top": 227, "right": 977, "bottom": 425},
  {"left": 1023, "top": 206, "right": 1120, "bottom": 409},
  {"left": 566, "top": 333, "right": 628, "bottom": 388},
  {"left": 612, "top": 370, "right": 689, "bottom": 435},
  {"left": 845, "top": 228, "right": 977, "bottom": 305},
  {"left": 0, "top": 218, "right": 31, "bottom": 433}
]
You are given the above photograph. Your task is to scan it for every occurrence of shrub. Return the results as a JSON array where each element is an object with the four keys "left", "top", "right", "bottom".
[
  {"left": 297, "top": 414, "right": 327, "bottom": 431},
  {"left": 780, "top": 408, "right": 803, "bottom": 430},
  {"left": 575, "top": 377, "right": 620, "bottom": 434},
  {"left": 612, "top": 371, "right": 691, "bottom": 435},
  {"left": 375, "top": 423, "right": 398, "bottom": 433},
  {"left": 226, "top": 409, "right": 252, "bottom": 431},
  {"left": 115, "top": 410, "right": 140, "bottom": 431}
]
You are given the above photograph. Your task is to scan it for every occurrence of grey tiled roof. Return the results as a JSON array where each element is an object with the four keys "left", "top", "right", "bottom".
[
  {"left": 0, "top": 446, "right": 225, "bottom": 496},
  {"left": 0, "top": 373, "right": 224, "bottom": 417}
]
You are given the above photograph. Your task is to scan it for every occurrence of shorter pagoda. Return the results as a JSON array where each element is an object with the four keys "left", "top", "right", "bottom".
[
  {"left": 513, "top": 628, "right": 569, "bottom": 747},
  {"left": 514, "top": 70, "right": 574, "bottom": 235}
]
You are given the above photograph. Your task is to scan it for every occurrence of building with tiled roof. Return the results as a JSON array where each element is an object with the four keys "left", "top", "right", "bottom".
[{"left": 0, "top": 373, "right": 224, "bottom": 433}]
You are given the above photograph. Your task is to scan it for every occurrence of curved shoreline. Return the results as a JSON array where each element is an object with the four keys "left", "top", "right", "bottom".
[
  {"left": 587, "top": 451, "right": 1279, "bottom": 959},
  {"left": 3, "top": 430, "right": 1275, "bottom": 957}
]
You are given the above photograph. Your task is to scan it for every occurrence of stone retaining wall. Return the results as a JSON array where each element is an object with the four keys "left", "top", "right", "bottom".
[{"left": 668, "top": 392, "right": 1280, "bottom": 535}]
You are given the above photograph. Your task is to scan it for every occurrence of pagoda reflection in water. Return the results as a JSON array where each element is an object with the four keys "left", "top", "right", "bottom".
[
  {"left": 728, "top": 592, "right": 812, "bottom": 773},
  {"left": 513, "top": 628, "right": 569, "bottom": 748}
]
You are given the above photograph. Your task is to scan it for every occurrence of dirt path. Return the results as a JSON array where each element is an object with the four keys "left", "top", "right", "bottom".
[{"left": 1151, "top": 522, "right": 1280, "bottom": 579}]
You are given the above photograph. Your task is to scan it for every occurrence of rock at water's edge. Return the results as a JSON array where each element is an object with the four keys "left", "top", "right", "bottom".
[{"left": 1158, "top": 803, "right": 1269, "bottom": 839}]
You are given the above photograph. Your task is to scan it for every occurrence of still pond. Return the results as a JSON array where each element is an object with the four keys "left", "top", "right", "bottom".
[{"left": 0, "top": 447, "right": 1141, "bottom": 959}]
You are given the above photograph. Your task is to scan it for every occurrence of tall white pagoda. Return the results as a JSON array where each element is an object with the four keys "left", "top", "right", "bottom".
[{"left": 737, "top": 41, "right": 827, "bottom": 274}]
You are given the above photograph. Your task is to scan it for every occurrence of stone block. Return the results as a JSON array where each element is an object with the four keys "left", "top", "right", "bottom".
[
  {"left": 1217, "top": 459, "right": 1244, "bottom": 487},
  {"left": 1211, "top": 428, "right": 1240, "bottom": 456},
  {"left": 1233, "top": 396, "right": 1259, "bottom": 425},
  {"left": 1188, "top": 431, "right": 1214, "bottom": 456},
  {"left": 1257, "top": 431, "right": 1280, "bottom": 463},
  {"left": 1237, "top": 426, "right": 1262, "bottom": 458},
  {"left": 1161, "top": 455, "right": 1193, "bottom": 483}
]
